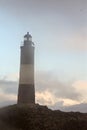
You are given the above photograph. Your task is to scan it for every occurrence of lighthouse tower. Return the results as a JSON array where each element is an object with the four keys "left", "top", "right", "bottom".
[{"left": 18, "top": 32, "right": 35, "bottom": 104}]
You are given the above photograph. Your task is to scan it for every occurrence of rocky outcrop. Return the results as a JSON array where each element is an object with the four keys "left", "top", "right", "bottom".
[{"left": 0, "top": 104, "right": 87, "bottom": 130}]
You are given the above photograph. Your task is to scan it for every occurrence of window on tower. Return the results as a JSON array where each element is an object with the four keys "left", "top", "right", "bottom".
[
  {"left": 24, "top": 37, "right": 27, "bottom": 41},
  {"left": 29, "top": 37, "right": 32, "bottom": 41}
]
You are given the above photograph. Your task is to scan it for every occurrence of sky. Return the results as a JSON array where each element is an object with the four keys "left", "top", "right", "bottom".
[{"left": 0, "top": 0, "right": 87, "bottom": 112}]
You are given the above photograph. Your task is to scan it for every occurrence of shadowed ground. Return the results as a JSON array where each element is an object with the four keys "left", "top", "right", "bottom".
[{"left": 0, "top": 104, "right": 87, "bottom": 130}]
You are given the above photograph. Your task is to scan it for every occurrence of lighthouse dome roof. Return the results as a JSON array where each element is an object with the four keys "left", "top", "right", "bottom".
[{"left": 24, "top": 32, "right": 32, "bottom": 38}]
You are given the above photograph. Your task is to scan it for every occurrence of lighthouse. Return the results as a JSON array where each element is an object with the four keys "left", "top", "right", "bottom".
[{"left": 18, "top": 32, "right": 35, "bottom": 104}]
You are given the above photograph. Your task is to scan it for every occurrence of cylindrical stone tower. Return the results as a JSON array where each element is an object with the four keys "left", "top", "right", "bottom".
[{"left": 18, "top": 32, "right": 35, "bottom": 104}]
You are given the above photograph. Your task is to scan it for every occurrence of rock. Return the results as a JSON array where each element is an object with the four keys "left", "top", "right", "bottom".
[{"left": 0, "top": 104, "right": 87, "bottom": 130}]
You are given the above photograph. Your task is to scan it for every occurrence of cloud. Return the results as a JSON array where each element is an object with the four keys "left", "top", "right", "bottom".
[
  {"left": 64, "top": 31, "right": 87, "bottom": 52},
  {"left": 72, "top": 80, "right": 87, "bottom": 102},
  {"left": 46, "top": 29, "right": 87, "bottom": 52},
  {"left": 0, "top": 71, "right": 87, "bottom": 112},
  {"left": 0, "top": 87, "right": 17, "bottom": 107},
  {"left": 35, "top": 71, "right": 87, "bottom": 109},
  {"left": 1, "top": 0, "right": 87, "bottom": 14},
  {"left": 60, "top": 103, "right": 87, "bottom": 113},
  {"left": 0, "top": 91, "right": 16, "bottom": 102},
  {"left": 1, "top": 0, "right": 87, "bottom": 54},
  {"left": 0, "top": 79, "right": 17, "bottom": 107},
  {"left": 35, "top": 71, "right": 81, "bottom": 100},
  {"left": 36, "top": 90, "right": 57, "bottom": 106},
  {"left": 0, "top": 79, "right": 18, "bottom": 94},
  {"left": 36, "top": 90, "right": 80, "bottom": 107},
  {"left": 1, "top": 0, "right": 87, "bottom": 29}
]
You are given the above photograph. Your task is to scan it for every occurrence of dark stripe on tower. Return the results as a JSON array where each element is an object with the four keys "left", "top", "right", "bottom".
[
  {"left": 18, "top": 84, "right": 35, "bottom": 104},
  {"left": 21, "top": 44, "right": 34, "bottom": 64}
]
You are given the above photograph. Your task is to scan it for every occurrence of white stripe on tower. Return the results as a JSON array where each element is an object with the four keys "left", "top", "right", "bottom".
[{"left": 19, "top": 64, "right": 34, "bottom": 84}]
